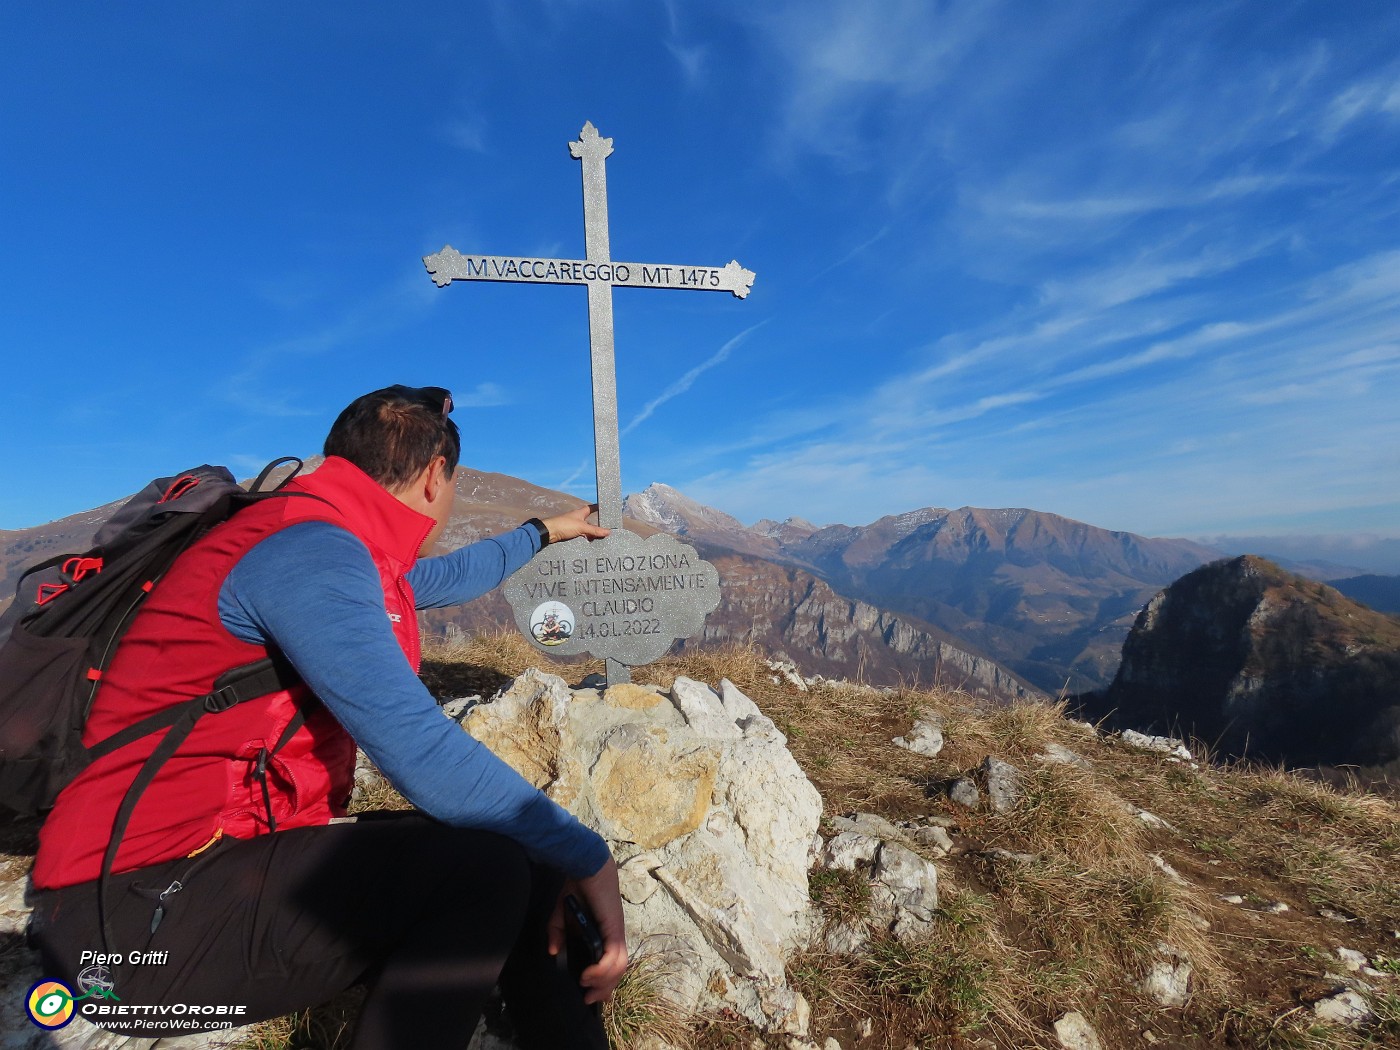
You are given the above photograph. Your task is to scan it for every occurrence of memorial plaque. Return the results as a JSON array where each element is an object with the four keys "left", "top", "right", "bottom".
[
  {"left": 426, "top": 123, "right": 754, "bottom": 683},
  {"left": 503, "top": 531, "right": 720, "bottom": 665}
]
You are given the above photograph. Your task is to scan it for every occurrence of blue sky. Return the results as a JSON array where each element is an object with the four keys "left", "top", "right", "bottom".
[{"left": 3, "top": 2, "right": 1398, "bottom": 558}]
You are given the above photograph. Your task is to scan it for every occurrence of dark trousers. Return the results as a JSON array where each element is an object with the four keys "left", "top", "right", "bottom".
[{"left": 31, "top": 813, "right": 608, "bottom": 1049}]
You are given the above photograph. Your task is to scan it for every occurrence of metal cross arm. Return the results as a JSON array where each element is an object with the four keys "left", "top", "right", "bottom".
[{"left": 423, "top": 250, "right": 756, "bottom": 298}]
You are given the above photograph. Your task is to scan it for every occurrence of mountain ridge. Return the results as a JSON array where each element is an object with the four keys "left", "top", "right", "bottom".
[
  {"left": 0, "top": 466, "right": 1039, "bottom": 702},
  {"left": 625, "top": 483, "right": 1222, "bottom": 693}
]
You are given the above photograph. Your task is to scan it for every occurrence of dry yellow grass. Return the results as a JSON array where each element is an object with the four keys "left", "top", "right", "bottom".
[
  {"left": 992, "top": 760, "right": 1144, "bottom": 867},
  {"left": 346, "top": 765, "right": 413, "bottom": 815},
  {"left": 420, "top": 628, "right": 603, "bottom": 697},
  {"left": 602, "top": 949, "right": 696, "bottom": 1048}
]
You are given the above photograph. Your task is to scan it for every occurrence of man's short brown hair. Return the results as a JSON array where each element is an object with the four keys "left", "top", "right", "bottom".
[{"left": 323, "top": 386, "right": 461, "bottom": 491}]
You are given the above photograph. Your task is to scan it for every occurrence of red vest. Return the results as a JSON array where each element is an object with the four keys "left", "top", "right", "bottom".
[{"left": 34, "top": 457, "right": 433, "bottom": 890}]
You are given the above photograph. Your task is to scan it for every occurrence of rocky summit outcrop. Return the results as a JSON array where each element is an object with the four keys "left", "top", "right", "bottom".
[
  {"left": 455, "top": 669, "right": 824, "bottom": 1036},
  {"left": 1088, "top": 556, "right": 1400, "bottom": 771}
]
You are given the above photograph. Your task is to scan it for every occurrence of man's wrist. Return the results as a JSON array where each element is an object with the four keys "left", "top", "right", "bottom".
[{"left": 525, "top": 517, "right": 551, "bottom": 549}]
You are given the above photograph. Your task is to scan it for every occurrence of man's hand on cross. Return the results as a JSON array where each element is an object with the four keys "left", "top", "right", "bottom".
[{"left": 540, "top": 504, "right": 610, "bottom": 544}]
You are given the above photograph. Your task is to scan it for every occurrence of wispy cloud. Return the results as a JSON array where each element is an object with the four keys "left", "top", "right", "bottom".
[
  {"left": 556, "top": 458, "right": 592, "bottom": 492},
  {"left": 671, "top": 225, "right": 1400, "bottom": 536},
  {"left": 991, "top": 174, "right": 1307, "bottom": 224},
  {"left": 658, "top": 6, "right": 1400, "bottom": 533},
  {"left": 666, "top": 42, "right": 706, "bottom": 84},
  {"left": 441, "top": 115, "right": 488, "bottom": 153},
  {"left": 752, "top": 1, "right": 999, "bottom": 166},
  {"left": 1322, "top": 64, "right": 1400, "bottom": 140},
  {"left": 620, "top": 321, "right": 767, "bottom": 436},
  {"left": 453, "top": 382, "right": 510, "bottom": 408},
  {"left": 811, "top": 224, "right": 891, "bottom": 280},
  {"left": 661, "top": 0, "right": 707, "bottom": 85},
  {"left": 225, "top": 272, "right": 433, "bottom": 418}
]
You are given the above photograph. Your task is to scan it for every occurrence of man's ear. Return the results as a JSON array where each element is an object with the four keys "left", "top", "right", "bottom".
[{"left": 425, "top": 455, "right": 451, "bottom": 503}]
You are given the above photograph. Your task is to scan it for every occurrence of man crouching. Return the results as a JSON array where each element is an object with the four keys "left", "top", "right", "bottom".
[{"left": 31, "top": 385, "right": 625, "bottom": 1049}]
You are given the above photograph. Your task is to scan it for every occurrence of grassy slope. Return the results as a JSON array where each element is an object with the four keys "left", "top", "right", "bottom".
[
  {"left": 415, "top": 635, "right": 1400, "bottom": 1050},
  {"left": 49, "top": 635, "right": 1391, "bottom": 1050}
]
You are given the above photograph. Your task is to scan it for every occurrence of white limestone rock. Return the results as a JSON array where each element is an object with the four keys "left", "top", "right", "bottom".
[
  {"left": 949, "top": 778, "right": 981, "bottom": 809},
  {"left": 1119, "top": 730, "right": 1193, "bottom": 761},
  {"left": 985, "top": 847, "right": 1040, "bottom": 865},
  {"left": 828, "top": 812, "right": 906, "bottom": 843},
  {"left": 815, "top": 818, "right": 941, "bottom": 946},
  {"left": 462, "top": 668, "right": 822, "bottom": 1035},
  {"left": 1053, "top": 1010, "right": 1104, "bottom": 1050},
  {"left": 1330, "top": 947, "right": 1387, "bottom": 978},
  {"left": 872, "top": 843, "right": 939, "bottom": 925},
  {"left": 1037, "top": 742, "right": 1091, "bottom": 769},
  {"left": 761, "top": 986, "right": 810, "bottom": 1037},
  {"left": 911, "top": 824, "right": 953, "bottom": 856},
  {"left": 1141, "top": 943, "right": 1193, "bottom": 1007},
  {"left": 892, "top": 718, "right": 944, "bottom": 757},
  {"left": 1312, "top": 988, "right": 1374, "bottom": 1027},
  {"left": 765, "top": 659, "right": 809, "bottom": 692},
  {"left": 440, "top": 694, "right": 483, "bottom": 721},
  {"left": 819, "top": 831, "right": 882, "bottom": 872},
  {"left": 618, "top": 853, "right": 663, "bottom": 905},
  {"left": 1134, "top": 808, "right": 1177, "bottom": 832},
  {"left": 719, "top": 679, "right": 784, "bottom": 741},
  {"left": 670, "top": 676, "right": 743, "bottom": 739},
  {"left": 869, "top": 842, "right": 940, "bottom": 944},
  {"left": 824, "top": 920, "right": 870, "bottom": 955},
  {"left": 981, "top": 756, "right": 1023, "bottom": 814},
  {"left": 1149, "top": 854, "right": 1189, "bottom": 886}
]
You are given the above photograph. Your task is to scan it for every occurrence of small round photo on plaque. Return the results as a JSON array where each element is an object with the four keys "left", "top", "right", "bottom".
[{"left": 529, "top": 601, "right": 575, "bottom": 646}]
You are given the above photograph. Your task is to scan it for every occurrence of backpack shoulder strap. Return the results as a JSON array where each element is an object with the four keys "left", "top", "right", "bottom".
[{"left": 96, "top": 655, "right": 302, "bottom": 952}]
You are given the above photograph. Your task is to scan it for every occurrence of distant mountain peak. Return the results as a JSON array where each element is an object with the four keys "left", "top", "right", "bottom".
[
  {"left": 753, "top": 517, "right": 819, "bottom": 542},
  {"left": 623, "top": 483, "right": 748, "bottom": 536},
  {"left": 891, "top": 507, "right": 947, "bottom": 537}
]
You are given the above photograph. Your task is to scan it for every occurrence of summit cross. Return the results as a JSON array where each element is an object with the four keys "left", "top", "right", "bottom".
[
  {"left": 423, "top": 122, "right": 756, "bottom": 684},
  {"left": 424, "top": 121, "right": 755, "bottom": 534}
]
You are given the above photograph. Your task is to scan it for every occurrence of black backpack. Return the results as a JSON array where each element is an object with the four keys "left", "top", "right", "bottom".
[{"left": 0, "top": 458, "right": 309, "bottom": 818}]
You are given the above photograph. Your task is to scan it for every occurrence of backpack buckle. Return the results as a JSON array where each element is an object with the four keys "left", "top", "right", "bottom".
[{"left": 203, "top": 686, "right": 242, "bottom": 713}]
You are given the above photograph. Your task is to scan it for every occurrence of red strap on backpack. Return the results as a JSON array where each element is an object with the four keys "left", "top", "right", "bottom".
[
  {"left": 159, "top": 476, "right": 201, "bottom": 503},
  {"left": 35, "top": 582, "right": 69, "bottom": 606},
  {"left": 62, "top": 556, "right": 104, "bottom": 582}
]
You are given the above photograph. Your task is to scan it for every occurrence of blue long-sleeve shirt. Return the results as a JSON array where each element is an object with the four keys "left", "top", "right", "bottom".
[{"left": 216, "top": 521, "right": 609, "bottom": 879}]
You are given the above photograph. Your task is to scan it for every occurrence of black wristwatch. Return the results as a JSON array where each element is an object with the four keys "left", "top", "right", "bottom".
[{"left": 525, "top": 517, "right": 551, "bottom": 548}]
